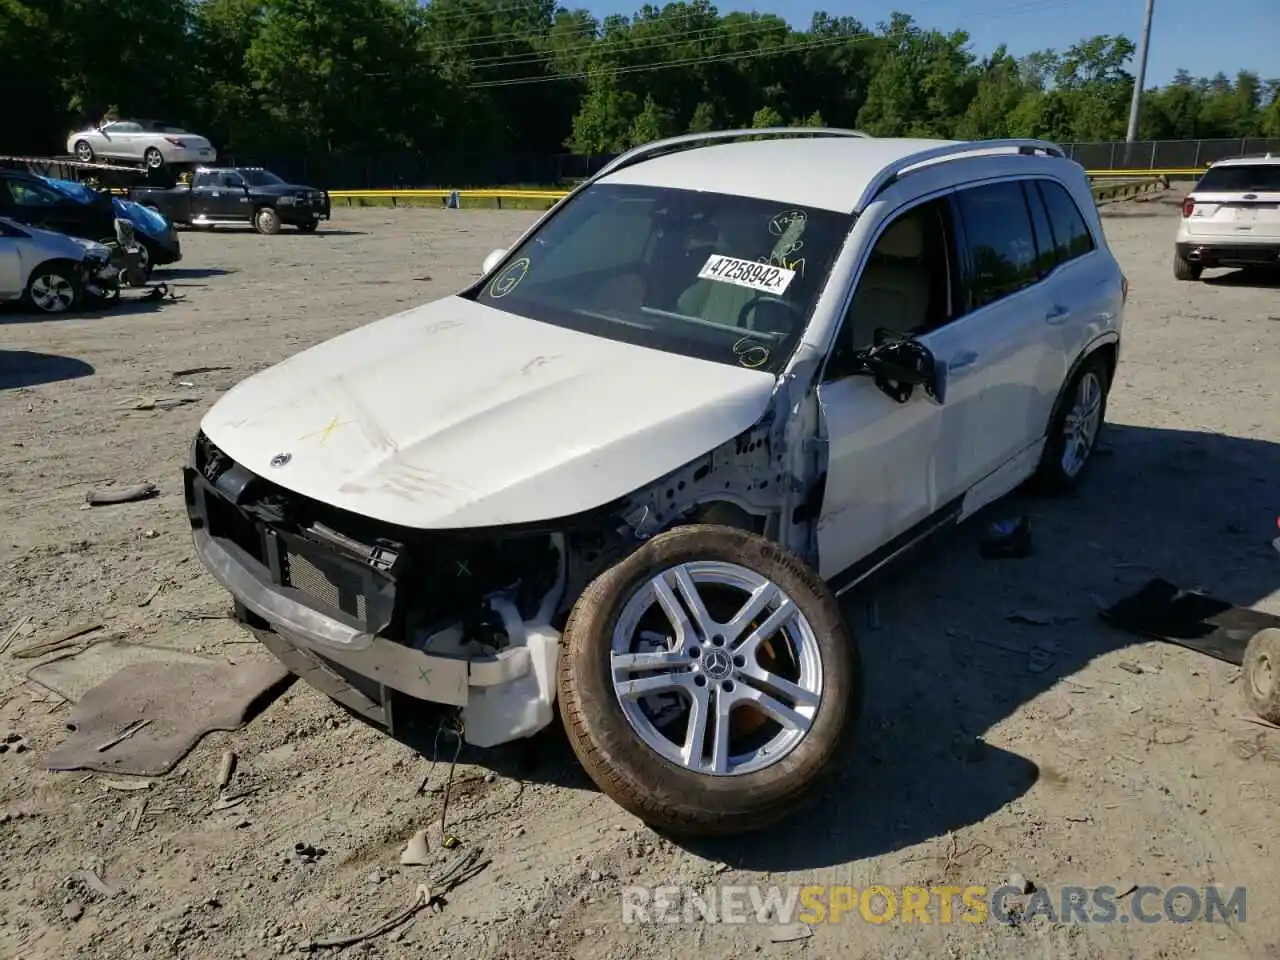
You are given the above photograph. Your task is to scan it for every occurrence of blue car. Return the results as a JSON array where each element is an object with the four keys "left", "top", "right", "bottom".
[{"left": 38, "top": 176, "right": 183, "bottom": 275}]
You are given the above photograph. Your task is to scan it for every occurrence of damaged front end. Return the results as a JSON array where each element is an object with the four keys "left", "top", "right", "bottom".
[
  {"left": 184, "top": 431, "right": 574, "bottom": 747},
  {"left": 79, "top": 249, "right": 121, "bottom": 303}
]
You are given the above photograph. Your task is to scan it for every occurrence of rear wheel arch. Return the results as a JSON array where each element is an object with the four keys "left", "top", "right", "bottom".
[{"left": 1047, "top": 336, "right": 1117, "bottom": 436}]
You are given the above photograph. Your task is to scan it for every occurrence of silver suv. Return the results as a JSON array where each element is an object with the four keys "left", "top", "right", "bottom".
[{"left": 185, "top": 129, "right": 1127, "bottom": 836}]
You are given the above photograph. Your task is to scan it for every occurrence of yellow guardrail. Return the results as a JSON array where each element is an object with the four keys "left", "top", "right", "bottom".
[{"left": 91, "top": 167, "right": 1199, "bottom": 209}]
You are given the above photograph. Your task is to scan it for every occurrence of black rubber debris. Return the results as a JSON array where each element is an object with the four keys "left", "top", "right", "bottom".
[
  {"left": 980, "top": 515, "right": 1033, "bottom": 559},
  {"left": 1099, "top": 578, "right": 1280, "bottom": 666}
]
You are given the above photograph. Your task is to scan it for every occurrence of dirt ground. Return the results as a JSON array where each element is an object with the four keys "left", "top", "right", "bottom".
[{"left": 2, "top": 195, "right": 1279, "bottom": 960}]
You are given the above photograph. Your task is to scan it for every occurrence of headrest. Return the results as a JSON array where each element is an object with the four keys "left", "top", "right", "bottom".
[{"left": 875, "top": 214, "right": 925, "bottom": 260}]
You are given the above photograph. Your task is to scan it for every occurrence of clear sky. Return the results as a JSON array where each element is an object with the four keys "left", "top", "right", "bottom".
[{"left": 579, "top": 0, "right": 1279, "bottom": 86}]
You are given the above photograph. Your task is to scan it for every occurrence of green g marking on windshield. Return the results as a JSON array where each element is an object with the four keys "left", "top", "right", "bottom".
[{"left": 488, "top": 257, "right": 531, "bottom": 298}]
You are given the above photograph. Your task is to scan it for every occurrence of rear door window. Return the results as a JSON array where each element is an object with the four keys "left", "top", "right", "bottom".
[
  {"left": 1194, "top": 165, "right": 1280, "bottom": 193},
  {"left": 1022, "top": 182, "right": 1060, "bottom": 276},
  {"left": 954, "top": 181, "right": 1041, "bottom": 308}
]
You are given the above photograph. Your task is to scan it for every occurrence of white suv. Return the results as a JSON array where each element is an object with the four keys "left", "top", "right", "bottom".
[
  {"left": 1175, "top": 154, "right": 1280, "bottom": 280},
  {"left": 184, "top": 129, "right": 1126, "bottom": 836}
]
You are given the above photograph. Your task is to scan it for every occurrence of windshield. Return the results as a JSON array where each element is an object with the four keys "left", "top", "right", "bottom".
[
  {"left": 241, "top": 170, "right": 285, "bottom": 187},
  {"left": 467, "top": 183, "right": 852, "bottom": 374},
  {"left": 1195, "top": 164, "right": 1280, "bottom": 193}
]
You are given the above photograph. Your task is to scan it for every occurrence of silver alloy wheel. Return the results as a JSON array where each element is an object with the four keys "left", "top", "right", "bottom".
[
  {"left": 29, "top": 272, "right": 76, "bottom": 313},
  {"left": 145, "top": 148, "right": 163, "bottom": 169},
  {"left": 135, "top": 242, "right": 150, "bottom": 272},
  {"left": 1061, "top": 370, "right": 1103, "bottom": 478},
  {"left": 75, "top": 140, "right": 92, "bottom": 161},
  {"left": 610, "top": 560, "right": 824, "bottom": 777}
]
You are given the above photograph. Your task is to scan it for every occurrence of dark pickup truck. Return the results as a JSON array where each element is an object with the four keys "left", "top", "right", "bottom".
[{"left": 128, "top": 167, "right": 331, "bottom": 234}]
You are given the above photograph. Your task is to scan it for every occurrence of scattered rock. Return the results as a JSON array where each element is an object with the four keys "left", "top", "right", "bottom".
[
  {"left": 1007, "top": 873, "right": 1035, "bottom": 894},
  {"left": 400, "top": 829, "right": 430, "bottom": 866},
  {"left": 62, "top": 902, "right": 85, "bottom": 922},
  {"left": 769, "top": 921, "right": 812, "bottom": 942}
]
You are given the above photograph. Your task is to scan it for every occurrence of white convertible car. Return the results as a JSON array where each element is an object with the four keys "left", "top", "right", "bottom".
[
  {"left": 67, "top": 119, "right": 216, "bottom": 169},
  {"left": 183, "top": 129, "right": 1126, "bottom": 836}
]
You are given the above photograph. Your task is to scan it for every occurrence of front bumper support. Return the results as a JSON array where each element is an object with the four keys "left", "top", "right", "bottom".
[{"left": 192, "top": 527, "right": 560, "bottom": 747}]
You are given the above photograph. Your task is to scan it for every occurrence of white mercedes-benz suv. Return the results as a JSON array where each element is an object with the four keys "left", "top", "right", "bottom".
[{"left": 183, "top": 129, "right": 1127, "bottom": 836}]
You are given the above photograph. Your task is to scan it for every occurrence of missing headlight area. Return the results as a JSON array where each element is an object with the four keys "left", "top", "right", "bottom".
[{"left": 191, "top": 432, "right": 566, "bottom": 655}]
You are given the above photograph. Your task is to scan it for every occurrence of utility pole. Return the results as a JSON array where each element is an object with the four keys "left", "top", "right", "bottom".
[{"left": 1124, "top": 0, "right": 1156, "bottom": 164}]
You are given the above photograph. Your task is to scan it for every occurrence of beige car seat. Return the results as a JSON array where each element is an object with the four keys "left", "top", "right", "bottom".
[
  {"left": 675, "top": 210, "right": 798, "bottom": 333},
  {"left": 846, "top": 213, "right": 933, "bottom": 350}
]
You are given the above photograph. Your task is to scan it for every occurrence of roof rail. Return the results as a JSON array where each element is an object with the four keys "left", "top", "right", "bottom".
[
  {"left": 854, "top": 138, "right": 1067, "bottom": 212},
  {"left": 595, "top": 127, "right": 872, "bottom": 181}
]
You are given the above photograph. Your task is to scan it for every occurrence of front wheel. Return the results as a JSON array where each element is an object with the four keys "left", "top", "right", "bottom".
[
  {"left": 24, "top": 263, "right": 82, "bottom": 315},
  {"left": 557, "top": 524, "right": 861, "bottom": 837},
  {"left": 253, "top": 207, "right": 281, "bottom": 235},
  {"left": 144, "top": 147, "right": 164, "bottom": 170},
  {"left": 74, "top": 140, "right": 94, "bottom": 162},
  {"left": 1029, "top": 350, "right": 1111, "bottom": 495}
]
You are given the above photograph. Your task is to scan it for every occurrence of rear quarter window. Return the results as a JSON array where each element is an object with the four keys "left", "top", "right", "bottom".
[
  {"left": 1035, "top": 180, "right": 1096, "bottom": 262},
  {"left": 1194, "top": 165, "right": 1280, "bottom": 193}
]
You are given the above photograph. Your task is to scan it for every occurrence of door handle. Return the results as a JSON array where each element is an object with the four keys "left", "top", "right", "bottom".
[
  {"left": 1045, "top": 305, "right": 1071, "bottom": 324},
  {"left": 948, "top": 350, "right": 978, "bottom": 371}
]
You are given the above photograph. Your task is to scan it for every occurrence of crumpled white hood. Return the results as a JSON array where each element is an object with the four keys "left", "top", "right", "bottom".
[{"left": 200, "top": 296, "right": 775, "bottom": 529}]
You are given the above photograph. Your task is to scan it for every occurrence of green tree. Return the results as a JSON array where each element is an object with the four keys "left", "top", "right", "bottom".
[
  {"left": 630, "top": 95, "right": 674, "bottom": 145},
  {"left": 955, "top": 48, "right": 1026, "bottom": 139},
  {"left": 567, "top": 69, "right": 637, "bottom": 154},
  {"left": 751, "top": 105, "right": 784, "bottom": 128},
  {"left": 687, "top": 101, "right": 717, "bottom": 133}
]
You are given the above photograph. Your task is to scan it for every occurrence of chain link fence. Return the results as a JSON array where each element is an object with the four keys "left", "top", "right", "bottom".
[{"left": 1061, "top": 138, "right": 1280, "bottom": 171}]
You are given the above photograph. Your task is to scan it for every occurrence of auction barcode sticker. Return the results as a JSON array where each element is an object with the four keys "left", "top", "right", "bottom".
[{"left": 698, "top": 255, "right": 796, "bottom": 295}]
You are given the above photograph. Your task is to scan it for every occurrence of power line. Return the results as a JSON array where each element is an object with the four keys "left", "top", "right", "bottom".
[
  {"left": 463, "top": 18, "right": 789, "bottom": 70},
  {"left": 466, "top": 0, "right": 1073, "bottom": 89}
]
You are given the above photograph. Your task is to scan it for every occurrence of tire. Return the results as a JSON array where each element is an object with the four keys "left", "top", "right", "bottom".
[
  {"left": 138, "top": 241, "right": 155, "bottom": 278},
  {"left": 1029, "top": 350, "right": 1111, "bottom": 495},
  {"left": 1242, "top": 628, "right": 1280, "bottom": 725},
  {"left": 144, "top": 147, "right": 164, "bottom": 170},
  {"left": 557, "top": 524, "right": 861, "bottom": 837},
  {"left": 74, "top": 140, "right": 94, "bottom": 162},
  {"left": 24, "top": 263, "right": 82, "bottom": 315},
  {"left": 297, "top": 219, "right": 319, "bottom": 233},
  {"left": 253, "top": 207, "right": 281, "bottom": 235},
  {"left": 1174, "top": 251, "right": 1202, "bottom": 281}
]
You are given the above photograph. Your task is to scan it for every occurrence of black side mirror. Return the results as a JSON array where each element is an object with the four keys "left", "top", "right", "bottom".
[{"left": 852, "top": 337, "right": 943, "bottom": 403}]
